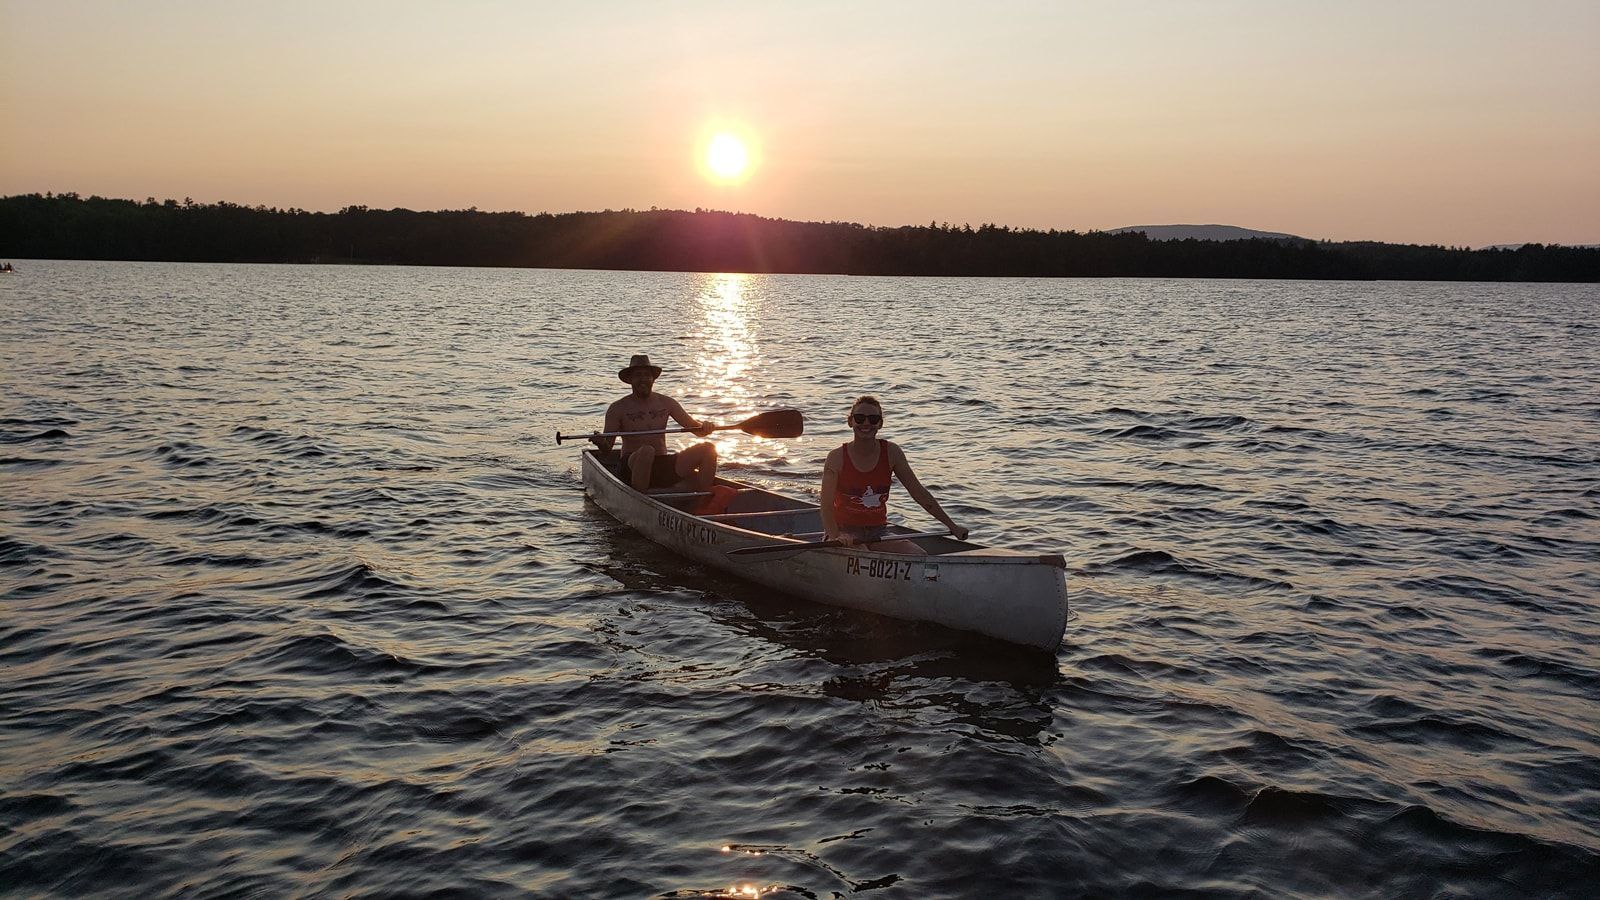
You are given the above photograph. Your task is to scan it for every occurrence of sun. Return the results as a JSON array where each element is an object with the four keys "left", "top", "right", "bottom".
[
  {"left": 699, "top": 128, "right": 757, "bottom": 185},
  {"left": 707, "top": 133, "right": 748, "bottom": 179}
]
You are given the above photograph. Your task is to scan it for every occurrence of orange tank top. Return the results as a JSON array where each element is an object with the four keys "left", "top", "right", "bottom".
[{"left": 834, "top": 440, "right": 893, "bottom": 527}]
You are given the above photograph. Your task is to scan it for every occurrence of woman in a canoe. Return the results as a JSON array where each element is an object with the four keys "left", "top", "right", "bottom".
[{"left": 819, "top": 395, "right": 969, "bottom": 552}]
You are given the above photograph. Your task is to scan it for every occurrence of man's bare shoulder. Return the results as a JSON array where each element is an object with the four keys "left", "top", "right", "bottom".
[{"left": 611, "top": 392, "right": 668, "bottom": 409}]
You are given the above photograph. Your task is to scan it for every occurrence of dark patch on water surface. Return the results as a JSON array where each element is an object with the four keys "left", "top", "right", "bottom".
[
  {"left": 142, "top": 503, "right": 264, "bottom": 529},
  {"left": 0, "top": 536, "right": 66, "bottom": 567},
  {"left": 1349, "top": 713, "right": 1526, "bottom": 754},
  {"left": 1087, "top": 549, "right": 1293, "bottom": 591},
  {"left": 1472, "top": 647, "right": 1600, "bottom": 693},
  {"left": 242, "top": 631, "right": 438, "bottom": 678},
  {"left": 154, "top": 550, "right": 271, "bottom": 569},
  {"left": 1101, "top": 423, "right": 1193, "bottom": 441},
  {"left": 0, "top": 455, "right": 65, "bottom": 469},
  {"left": 0, "top": 427, "right": 71, "bottom": 443}
]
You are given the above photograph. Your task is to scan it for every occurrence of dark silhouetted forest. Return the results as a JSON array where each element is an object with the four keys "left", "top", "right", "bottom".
[{"left": 2, "top": 192, "right": 1595, "bottom": 281}]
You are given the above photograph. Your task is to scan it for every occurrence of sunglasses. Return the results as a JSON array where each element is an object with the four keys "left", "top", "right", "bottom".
[{"left": 851, "top": 413, "right": 882, "bottom": 425}]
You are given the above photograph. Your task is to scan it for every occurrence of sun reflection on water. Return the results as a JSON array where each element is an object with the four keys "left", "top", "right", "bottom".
[
  {"left": 695, "top": 274, "right": 758, "bottom": 403},
  {"left": 691, "top": 274, "right": 782, "bottom": 469}
]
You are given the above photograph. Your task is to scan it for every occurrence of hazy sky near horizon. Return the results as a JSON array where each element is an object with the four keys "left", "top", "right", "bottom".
[{"left": 3, "top": 0, "right": 1597, "bottom": 247}]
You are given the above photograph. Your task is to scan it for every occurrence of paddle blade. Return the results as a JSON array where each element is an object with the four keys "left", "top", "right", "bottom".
[{"left": 737, "top": 408, "right": 804, "bottom": 439}]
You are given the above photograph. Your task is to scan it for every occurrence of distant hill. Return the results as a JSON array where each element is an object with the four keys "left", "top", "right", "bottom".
[
  {"left": 1483, "top": 243, "right": 1600, "bottom": 251},
  {"left": 1109, "top": 224, "right": 1302, "bottom": 242}
]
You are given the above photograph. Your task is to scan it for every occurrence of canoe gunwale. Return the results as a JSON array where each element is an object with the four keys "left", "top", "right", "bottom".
[{"left": 582, "top": 450, "right": 1055, "bottom": 566}]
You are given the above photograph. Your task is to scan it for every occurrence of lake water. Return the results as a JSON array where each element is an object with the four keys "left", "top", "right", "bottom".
[{"left": 2, "top": 261, "right": 1598, "bottom": 897}]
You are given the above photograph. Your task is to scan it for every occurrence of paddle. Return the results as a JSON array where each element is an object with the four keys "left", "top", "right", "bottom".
[
  {"left": 727, "top": 530, "right": 955, "bottom": 559},
  {"left": 556, "top": 408, "right": 803, "bottom": 444}
]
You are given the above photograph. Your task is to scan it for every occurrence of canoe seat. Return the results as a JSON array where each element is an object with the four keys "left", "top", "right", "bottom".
[{"left": 700, "top": 508, "right": 812, "bottom": 521}]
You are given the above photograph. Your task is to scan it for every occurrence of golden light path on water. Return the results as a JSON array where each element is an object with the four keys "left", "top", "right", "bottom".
[
  {"left": 689, "top": 273, "right": 774, "bottom": 470},
  {"left": 688, "top": 282, "right": 797, "bottom": 891}
]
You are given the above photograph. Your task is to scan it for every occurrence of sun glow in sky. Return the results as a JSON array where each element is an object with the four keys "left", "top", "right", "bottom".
[
  {"left": 707, "top": 132, "right": 748, "bottom": 183},
  {"left": 1, "top": 0, "right": 1596, "bottom": 246},
  {"left": 694, "top": 126, "right": 755, "bottom": 184}
]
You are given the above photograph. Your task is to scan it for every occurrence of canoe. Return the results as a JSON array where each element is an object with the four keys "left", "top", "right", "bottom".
[{"left": 581, "top": 449, "right": 1068, "bottom": 650}]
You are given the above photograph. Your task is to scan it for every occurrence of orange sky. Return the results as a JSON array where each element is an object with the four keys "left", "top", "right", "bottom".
[{"left": 3, "top": 0, "right": 1597, "bottom": 247}]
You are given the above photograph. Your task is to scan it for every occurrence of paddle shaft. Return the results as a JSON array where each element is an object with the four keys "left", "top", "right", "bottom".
[
  {"left": 556, "top": 408, "right": 801, "bottom": 445},
  {"left": 557, "top": 423, "right": 726, "bottom": 444},
  {"left": 727, "top": 530, "right": 954, "bottom": 558},
  {"left": 586, "top": 423, "right": 725, "bottom": 440}
]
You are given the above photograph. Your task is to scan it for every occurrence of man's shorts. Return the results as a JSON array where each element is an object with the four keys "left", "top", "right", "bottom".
[{"left": 621, "top": 451, "right": 680, "bottom": 489}]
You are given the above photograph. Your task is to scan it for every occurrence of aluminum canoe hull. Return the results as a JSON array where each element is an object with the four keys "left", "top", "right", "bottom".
[{"left": 581, "top": 451, "right": 1067, "bottom": 650}]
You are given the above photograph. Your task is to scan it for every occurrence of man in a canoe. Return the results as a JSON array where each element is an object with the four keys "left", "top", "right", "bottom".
[
  {"left": 588, "top": 354, "right": 721, "bottom": 494},
  {"left": 819, "top": 395, "right": 969, "bottom": 552}
]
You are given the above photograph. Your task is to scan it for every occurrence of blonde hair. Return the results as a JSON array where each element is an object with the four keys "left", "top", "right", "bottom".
[{"left": 850, "top": 394, "right": 882, "bottom": 411}]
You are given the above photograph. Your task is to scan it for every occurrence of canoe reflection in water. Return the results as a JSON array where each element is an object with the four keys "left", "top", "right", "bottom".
[{"left": 581, "top": 492, "right": 1062, "bottom": 747}]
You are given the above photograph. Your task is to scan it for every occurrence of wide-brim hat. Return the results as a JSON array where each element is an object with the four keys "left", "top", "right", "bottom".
[{"left": 618, "top": 354, "right": 663, "bottom": 382}]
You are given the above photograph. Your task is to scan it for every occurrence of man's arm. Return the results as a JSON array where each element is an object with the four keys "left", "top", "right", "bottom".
[
  {"left": 588, "top": 401, "right": 622, "bottom": 450},
  {"left": 665, "top": 397, "right": 716, "bottom": 437},
  {"left": 888, "top": 443, "right": 969, "bottom": 540}
]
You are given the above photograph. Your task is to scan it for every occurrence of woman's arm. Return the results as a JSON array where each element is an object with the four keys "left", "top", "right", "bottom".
[
  {"left": 819, "top": 450, "right": 845, "bottom": 542},
  {"left": 888, "top": 443, "right": 969, "bottom": 540}
]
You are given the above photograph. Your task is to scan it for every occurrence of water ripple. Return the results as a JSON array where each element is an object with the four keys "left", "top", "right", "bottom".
[{"left": 1, "top": 263, "right": 1597, "bottom": 895}]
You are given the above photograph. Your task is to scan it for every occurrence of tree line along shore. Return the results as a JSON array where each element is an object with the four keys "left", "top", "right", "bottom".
[{"left": 2, "top": 193, "right": 1595, "bottom": 282}]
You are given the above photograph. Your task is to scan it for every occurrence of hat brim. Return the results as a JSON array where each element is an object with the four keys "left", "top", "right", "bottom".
[{"left": 618, "top": 365, "right": 663, "bottom": 382}]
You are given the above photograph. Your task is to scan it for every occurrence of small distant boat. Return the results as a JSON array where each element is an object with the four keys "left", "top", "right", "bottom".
[{"left": 581, "top": 449, "right": 1069, "bottom": 650}]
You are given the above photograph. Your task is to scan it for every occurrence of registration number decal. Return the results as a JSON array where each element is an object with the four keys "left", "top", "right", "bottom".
[
  {"left": 846, "top": 556, "right": 913, "bottom": 581},
  {"left": 658, "top": 510, "right": 721, "bottom": 546}
]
